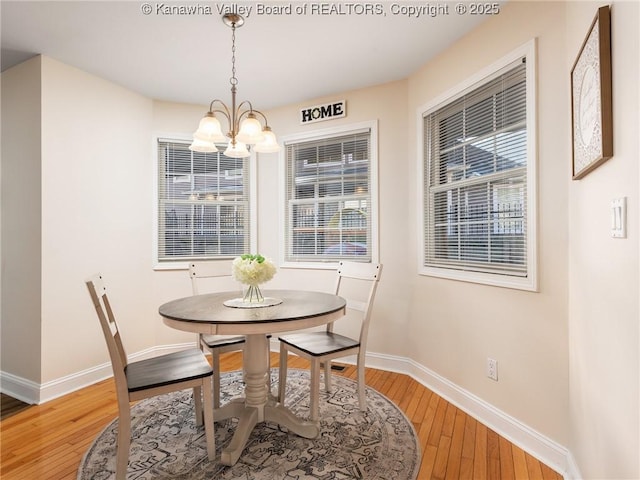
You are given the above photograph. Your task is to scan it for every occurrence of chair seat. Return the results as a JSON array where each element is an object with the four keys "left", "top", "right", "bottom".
[
  {"left": 278, "top": 332, "right": 360, "bottom": 357},
  {"left": 126, "top": 348, "right": 213, "bottom": 393}
]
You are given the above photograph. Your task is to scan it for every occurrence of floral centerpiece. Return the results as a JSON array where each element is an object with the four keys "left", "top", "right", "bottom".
[{"left": 232, "top": 254, "right": 277, "bottom": 303}]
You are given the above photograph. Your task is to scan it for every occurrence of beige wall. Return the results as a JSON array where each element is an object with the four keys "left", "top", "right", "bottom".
[
  {"left": 38, "top": 57, "right": 156, "bottom": 382},
  {"left": 1, "top": 56, "right": 43, "bottom": 383},
  {"left": 407, "top": 1, "right": 570, "bottom": 445},
  {"left": 1, "top": 2, "right": 638, "bottom": 477},
  {"left": 566, "top": 1, "right": 639, "bottom": 478}
]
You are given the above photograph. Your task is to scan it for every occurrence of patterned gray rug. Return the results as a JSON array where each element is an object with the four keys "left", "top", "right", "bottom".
[{"left": 78, "top": 368, "right": 420, "bottom": 479}]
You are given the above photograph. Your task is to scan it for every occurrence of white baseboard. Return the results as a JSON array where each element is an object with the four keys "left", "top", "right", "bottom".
[
  {"left": 0, "top": 342, "right": 195, "bottom": 404},
  {"left": 1, "top": 343, "right": 575, "bottom": 479},
  {"left": 565, "top": 451, "right": 583, "bottom": 480},
  {"left": 365, "top": 351, "right": 573, "bottom": 480},
  {"left": 0, "top": 371, "right": 41, "bottom": 405}
]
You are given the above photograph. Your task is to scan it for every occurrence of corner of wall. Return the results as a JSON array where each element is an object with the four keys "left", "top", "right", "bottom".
[{"left": 1, "top": 54, "right": 43, "bottom": 385}]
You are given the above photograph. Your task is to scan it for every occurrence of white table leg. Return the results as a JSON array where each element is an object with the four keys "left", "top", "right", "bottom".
[
  {"left": 215, "top": 333, "right": 320, "bottom": 466},
  {"left": 264, "top": 404, "right": 319, "bottom": 438},
  {"left": 242, "top": 334, "right": 270, "bottom": 418},
  {"left": 220, "top": 407, "right": 258, "bottom": 466}
]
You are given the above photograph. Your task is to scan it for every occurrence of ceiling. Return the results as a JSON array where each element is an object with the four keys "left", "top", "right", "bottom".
[{"left": 1, "top": 1, "right": 495, "bottom": 110}]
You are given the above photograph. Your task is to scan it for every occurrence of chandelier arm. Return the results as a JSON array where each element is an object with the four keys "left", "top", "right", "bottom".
[
  {"left": 236, "top": 100, "right": 254, "bottom": 113},
  {"left": 209, "top": 109, "right": 231, "bottom": 126},
  {"left": 234, "top": 101, "right": 254, "bottom": 130},
  {"left": 208, "top": 100, "right": 232, "bottom": 121},
  {"left": 235, "top": 101, "right": 271, "bottom": 128},
  {"left": 246, "top": 108, "right": 271, "bottom": 128}
]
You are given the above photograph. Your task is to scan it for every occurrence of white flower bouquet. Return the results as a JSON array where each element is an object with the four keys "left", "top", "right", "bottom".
[{"left": 232, "top": 254, "right": 276, "bottom": 302}]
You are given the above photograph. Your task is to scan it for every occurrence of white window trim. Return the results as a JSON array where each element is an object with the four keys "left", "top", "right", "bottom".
[
  {"left": 279, "top": 120, "right": 379, "bottom": 270},
  {"left": 152, "top": 133, "right": 258, "bottom": 271},
  {"left": 417, "top": 39, "right": 538, "bottom": 291}
]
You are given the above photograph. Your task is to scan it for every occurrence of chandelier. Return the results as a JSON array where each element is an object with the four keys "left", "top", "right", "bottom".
[{"left": 189, "top": 14, "right": 280, "bottom": 158}]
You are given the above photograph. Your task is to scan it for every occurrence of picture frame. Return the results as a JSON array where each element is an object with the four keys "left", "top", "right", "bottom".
[{"left": 570, "top": 5, "right": 613, "bottom": 180}]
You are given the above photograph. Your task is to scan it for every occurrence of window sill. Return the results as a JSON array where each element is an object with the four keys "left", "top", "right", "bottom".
[
  {"left": 153, "top": 262, "right": 190, "bottom": 271},
  {"left": 419, "top": 265, "right": 538, "bottom": 292}
]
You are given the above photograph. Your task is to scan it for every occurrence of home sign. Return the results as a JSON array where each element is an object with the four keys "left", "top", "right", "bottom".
[{"left": 300, "top": 100, "right": 346, "bottom": 125}]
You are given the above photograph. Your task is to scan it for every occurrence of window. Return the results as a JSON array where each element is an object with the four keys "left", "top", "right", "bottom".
[
  {"left": 156, "top": 139, "right": 251, "bottom": 264},
  {"left": 282, "top": 122, "right": 378, "bottom": 265},
  {"left": 420, "top": 42, "right": 537, "bottom": 290}
]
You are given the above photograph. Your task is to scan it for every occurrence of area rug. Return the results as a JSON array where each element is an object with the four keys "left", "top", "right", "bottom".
[{"left": 78, "top": 369, "right": 420, "bottom": 479}]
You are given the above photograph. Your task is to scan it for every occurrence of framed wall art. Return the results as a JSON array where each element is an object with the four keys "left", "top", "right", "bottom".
[{"left": 571, "top": 5, "right": 613, "bottom": 180}]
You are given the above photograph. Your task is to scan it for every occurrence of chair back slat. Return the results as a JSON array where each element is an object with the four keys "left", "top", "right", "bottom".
[
  {"left": 345, "top": 299, "right": 367, "bottom": 312},
  {"left": 86, "top": 274, "right": 129, "bottom": 394},
  {"left": 337, "top": 261, "right": 381, "bottom": 281},
  {"left": 330, "top": 261, "right": 382, "bottom": 347},
  {"left": 189, "top": 260, "right": 235, "bottom": 295}
]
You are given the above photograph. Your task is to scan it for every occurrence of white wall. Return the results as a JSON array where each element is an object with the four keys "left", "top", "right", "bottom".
[
  {"left": 406, "top": 0, "right": 570, "bottom": 446},
  {"left": 566, "top": 1, "right": 639, "bottom": 478},
  {"left": 1, "top": 56, "right": 42, "bottom": 386}
]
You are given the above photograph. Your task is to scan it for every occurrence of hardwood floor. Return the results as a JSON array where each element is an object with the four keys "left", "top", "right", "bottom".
[
  {"left": 0, "top": 394, "right": 29, "bottom": 420},
  {"left": 0, "top": 352, "right": 563, "bottom": 479}
]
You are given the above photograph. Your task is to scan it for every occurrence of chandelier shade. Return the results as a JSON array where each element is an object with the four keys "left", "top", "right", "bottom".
[
  {"left": 236, "top": 113, "right": 265, "bottom": 144},
  {"left": 189, "top": 14, "right": 279, "bottom": 158},
  {"left": 224, "top": 141, "right": 250, "bottom": 158},
  {"left": 254, "top": 127, "right": 280, "bottom": 153},
  {"left": 192, "top": 113, "right": 226, "bottom": 144},
  {"left": 189, "top": 137, "right": 219, "bottom": 153}
]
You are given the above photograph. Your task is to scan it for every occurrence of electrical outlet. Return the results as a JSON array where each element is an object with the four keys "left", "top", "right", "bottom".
[{"left": 487, "top": 358, "right": 498, "bottom": 381}]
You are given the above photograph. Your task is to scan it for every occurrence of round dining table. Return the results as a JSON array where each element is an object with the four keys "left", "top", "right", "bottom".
[{"left": 158, "top": 289, "right": 346, "bottom": 466}]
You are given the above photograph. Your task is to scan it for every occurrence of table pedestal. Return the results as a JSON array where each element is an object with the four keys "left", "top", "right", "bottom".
[{"left": 213, "top": 333, "right": 319, "bottom": 466}]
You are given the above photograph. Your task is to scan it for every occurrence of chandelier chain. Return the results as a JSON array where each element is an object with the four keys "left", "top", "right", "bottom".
[{"left": 230, "top": 23, "right": 238, "bottom": 86}]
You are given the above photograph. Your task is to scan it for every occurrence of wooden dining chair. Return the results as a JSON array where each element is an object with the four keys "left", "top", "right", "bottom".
[
  {"left": 86, "top": 273, "right": 215, "bottom": 480},
  {"left": 277, "top": 261, "right": 382, "bottom": 421},
  {"left": 189, "top": 260, "right": 273, "bottom": 407}
]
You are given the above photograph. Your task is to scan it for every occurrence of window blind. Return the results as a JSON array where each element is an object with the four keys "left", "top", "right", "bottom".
[
  {"left": 424, "top": 59, "right": 528, "bottom": 277},
  {"left": 157, "top": 140, "right": 250, "bottom": 261},
  {"left": 285, "top": 130, "right": 371, "bottom": 263}
]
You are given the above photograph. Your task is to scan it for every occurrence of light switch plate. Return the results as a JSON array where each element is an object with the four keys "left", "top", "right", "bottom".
[{"left": 611, "top": 197, "right": 627, "bottom": 238}]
